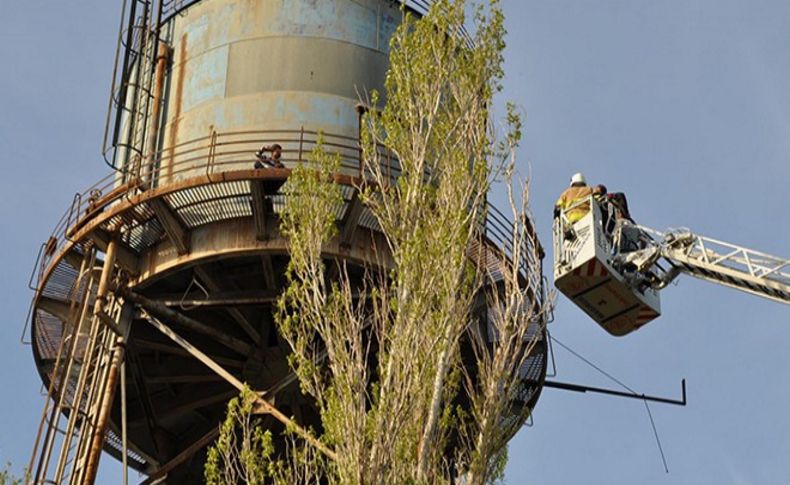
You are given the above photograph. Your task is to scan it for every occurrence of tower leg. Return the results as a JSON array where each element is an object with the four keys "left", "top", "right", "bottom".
[{"left": 83, "top": 338, "right": 125, "bottom": 484}]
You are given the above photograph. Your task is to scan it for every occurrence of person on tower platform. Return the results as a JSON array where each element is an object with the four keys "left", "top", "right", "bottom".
[
  {"left": 554, "top": 172, "right": 594, "bottom": 224},
  {"left": 269, "top": 143, "right": 285, "bottom": 168},
  {"left": 607, "top": 191, "right": 633, "bottom": 222},
  {"left": 254, "top": 143, "right": 285, "bottom": 169},
  {"left": 593, "top": 184, "right": 616, "bottom": 236}
]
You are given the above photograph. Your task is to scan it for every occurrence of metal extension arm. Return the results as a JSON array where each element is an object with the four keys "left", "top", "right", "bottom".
[{"left": 636, "top": 226, "right": 790, "bottom": 305}]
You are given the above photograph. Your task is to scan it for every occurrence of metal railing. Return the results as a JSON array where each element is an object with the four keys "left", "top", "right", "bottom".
[
  {"left": 636, "top": 225, "right": 790, "bottom": 302},
  {"left": 552, "top": 193, "right": 789, "bottom": 303},
  {"left": 484, "top": 202, "right": 543, "bottom": 291},
  {"left": 37, "top": 129, "right": 374, "bottom": 286},
  {"left": 28, "top": 123, "right": 547, "bottom": 476},
  {"left": 160, "top": 0, "right": 439, "bottom": 24},
  {"left": 103, "top": 0, "right": 471, "bottom": 172},
  {"left": 552, "top": 194, "right": 596, "bottom": 270},
  {"left": 34, "top": 128, "right": 540, "bottom": 298},
  {"left": 637, "top": 226, "right": 790, "bottom": 286}
]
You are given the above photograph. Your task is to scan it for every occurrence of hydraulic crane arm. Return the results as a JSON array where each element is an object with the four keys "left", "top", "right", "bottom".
[
  {"left": 553, "top": 195, "right": 787, "bottom": 336},
  {"left": 627, "top": 226, "right": 790, "bottom": 304}
]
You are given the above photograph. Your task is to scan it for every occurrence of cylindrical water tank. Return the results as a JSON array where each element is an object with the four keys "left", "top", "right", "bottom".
[
  {"left": 156, "top": 0, "right": 403, "bottom": 183},
  {"left": 26, "top": 2, "right": 547, "bottom": 482}
]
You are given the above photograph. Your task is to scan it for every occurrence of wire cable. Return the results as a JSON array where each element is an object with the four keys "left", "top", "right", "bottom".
[
  {"left": 549, "top": 335, "right": 636, "bottom": 393},
  {"left": 550, "top": 334, "right": 670, "bottom": 473},
  {"left": 644, "top": 399, "right": 669, "bottom": 473}
]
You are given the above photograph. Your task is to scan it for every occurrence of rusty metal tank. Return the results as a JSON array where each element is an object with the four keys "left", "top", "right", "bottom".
[
  {"left": 26, "top": 1, "right": 548, "bottom": 483},
  {"left": 164, "top": 0, "right": 398, "bottom": 140},
  {"left": 110, "top": 0, "right": 405, "bottom": 183}
]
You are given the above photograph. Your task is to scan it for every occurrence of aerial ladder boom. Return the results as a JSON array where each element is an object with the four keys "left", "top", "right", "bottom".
[
  {"left": 629, "top": 226, "right": 790, "bottom": 304},
  {"left": 553, "top": 196, "right": 789, "bottom": 336}
]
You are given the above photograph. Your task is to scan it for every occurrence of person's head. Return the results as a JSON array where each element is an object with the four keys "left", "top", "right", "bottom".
[
  {"left": 570, "top": 172, "right": 586, "bottom": 187},
  {"left": 271, "top": 144, "right": 282, "bottom": 159},
  {"left": 594, "top": 184, "right": 607, "bottom": 195}
]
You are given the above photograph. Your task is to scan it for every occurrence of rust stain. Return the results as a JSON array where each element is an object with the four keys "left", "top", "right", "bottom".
[{"left": 167, "top": 34, "right": 188, "bottom": 184}]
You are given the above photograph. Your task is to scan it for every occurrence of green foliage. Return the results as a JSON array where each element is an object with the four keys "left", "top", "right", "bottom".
[
  {"left": 487, "top": 446, "right": 509, "bottom": 485},
  {"left": 276, "top": 0, "right": 519, "bottom": 481},
  {"left": 276, "top": 141, "right": 345, "bottom": 404},
  {"left": 358, "top": 1, "right": 513, "bottom": 479},
  {"left": 205, "top": 386, "right": 276, "bottom": 485},
  {"left": 207, "top": 1, "right": 545, "bottom": 484},
  {"left": 0, "top": 463, "right": 25, "bottom": 485}
]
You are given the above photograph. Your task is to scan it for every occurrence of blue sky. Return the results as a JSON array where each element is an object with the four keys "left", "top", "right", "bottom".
[
  {"left": 1, "top": 1, "right": 788, "bottom": 483},
  {"left": 500, "top": 1, "right": 790, "bottom": 483}
]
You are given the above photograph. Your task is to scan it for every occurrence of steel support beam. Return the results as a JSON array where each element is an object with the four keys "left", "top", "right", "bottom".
[
  {"left": 133, "top": 338, "right": 245, "bottom": 369},
  {"left": 261, "top": 254, "right": 277, "bottom": 291},
  {"left": 339, "top": 190, "right": 364, "bottom": 246},
  {"left": 156, "top": 290, "right": 278, "bottom": 308},
  {"left": 193, "top": 266, "right": 261, "bottom": 345},
  {"left": 139, "top": 310, "right": 337, "bottom": 461},
  {"left": 38, "top": 296, "right": 72, "bottom": 321},
  {"left": 539, "top": 379, "right": 687, "bottom": 406},
  {"left": 250, "top": 180, "right": 271, "bottom": 241},
  {"left": 89, "top": 229, "right": 139, "bottom": 274},
  {"left": 129, "top": 389, "right": 237, "bottom": 427},
  {"left": 83, "top": 238, "right": 123, "bottom": 484},
  {"left": 145, "top": 374, "right": 226, "bottom": 385},
  {"left": 119, "top": 288, "right": 253, "bottom": 356},
  {"left": 149, "top": 198, "right": 190, "bottom": 255},
  {"left": 139, "top": 427, "right": 220, "bottom": 485},
  {"left": 83, "top": 338, "right": 126, "bottom": 484}
]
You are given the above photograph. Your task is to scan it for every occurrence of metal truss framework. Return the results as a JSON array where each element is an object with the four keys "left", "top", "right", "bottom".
[
  {"left": 27, "top": 127, "right": 546, "bottom": 482},
  {"left": 28, "top": 241, "right": 129, "bottom": 485},
  {"left": 636, "top": 226, "right": 790, "bottom": 304},
  {"left": 555, "top": 195, "right": 789, "bottom": 305}
]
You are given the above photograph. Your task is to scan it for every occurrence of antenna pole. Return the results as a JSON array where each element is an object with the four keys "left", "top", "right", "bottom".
[{"left": 541, "top": 379, "right": 687, "bottom": 406}]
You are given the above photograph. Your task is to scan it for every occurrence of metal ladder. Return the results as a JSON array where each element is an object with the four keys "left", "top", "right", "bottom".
[
  {"left": 639, "top": 227, "right": 790, "bottom": 304},
  {"left": 29, "top": 245, "right": 127, "bottom": 484},
  {"left": 102, "top": 0, "right": 166, "bottom": 177}
]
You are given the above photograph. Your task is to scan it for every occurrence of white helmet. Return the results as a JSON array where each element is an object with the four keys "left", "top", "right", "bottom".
[{"left": 570, "top": 172, "right": 586, "bottom": 186}]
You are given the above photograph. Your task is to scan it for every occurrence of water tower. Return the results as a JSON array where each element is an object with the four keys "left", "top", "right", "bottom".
[{"left": 25, "top": 0, "right": 548, "bottom": 482}]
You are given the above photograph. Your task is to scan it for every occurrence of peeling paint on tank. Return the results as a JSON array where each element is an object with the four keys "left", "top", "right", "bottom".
[
  {"left": 273, "top": 96, "right": 287, "bottom": 120},
  {"left": 166, "top": 34, "right": 188, "bottom": 184},
  {"left": 168, "top": 92, "right": 357, "bottom": 141},
  {"left": 227, "top": 102, "right": 246, "bottom": 128},
  {"left": 290, "top": 0, "right": 337, "bottom": 33},
  {"left": 234, "top": 0, "right": 273, "bottom": 39},
  {"left": 214, "top": 3, "right": 235, "bottom": 46},
  {"left": 338, "top": 1, "right": 379, "bottom": 51},
  {"left": 276, "top": 0, "right": 382, "bottom": 49},
  {"left": 158, "top": 0, "right": 404, "bottom": 172},
  {"left": 182, "top": 46, "right": 228, "bottom": 114},
  {"left": 288, "top": 94, "right": 356, "bottom": 132},
  {"left": 211, "top": 103, "right": 229, "bottom": 131},
  {"left": 181, "top": 0, "right": 394, "bottom": 51},
  {"left": 184, "top": 13, "right": 210, "bottom": 55}
]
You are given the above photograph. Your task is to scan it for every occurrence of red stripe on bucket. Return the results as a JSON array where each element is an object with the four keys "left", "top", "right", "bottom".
[
  {"left": 586, "top": 259, "right": 597, "bottom": 276},
  {"left": 599, "top": 264, "right": 609, "bottom": 277},
  {"left": 635, "top": 306, "right": 657, "bottom": 324}
]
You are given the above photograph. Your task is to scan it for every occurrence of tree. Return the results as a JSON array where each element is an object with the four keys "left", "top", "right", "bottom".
[
  {"left": 206, "top": 1, "right": 552, "bottom": 483},
  {"left": 0, "top": 463, "right": 25, "bottom": 485}
]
